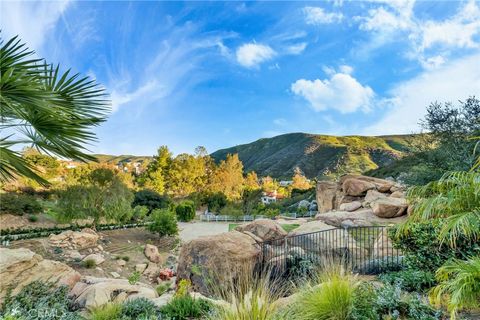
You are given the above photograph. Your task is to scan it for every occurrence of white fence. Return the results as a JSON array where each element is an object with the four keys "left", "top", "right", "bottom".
[{"left": 199, "top": 214, "right": 267, "bottom": 222}]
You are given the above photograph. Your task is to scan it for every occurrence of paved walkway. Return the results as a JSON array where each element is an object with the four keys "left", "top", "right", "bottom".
[{"left": 178, "top": 221, "right": 231, "bottom": 242}]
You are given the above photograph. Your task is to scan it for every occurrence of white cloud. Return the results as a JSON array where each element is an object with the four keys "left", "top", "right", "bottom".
[
  {"left": 285, "top": 42, "right": 307, "bottom": 55},
  {"left": 291, "top": 72, "right": 374, "bottom": 113},
  {"left": 111, "top": 81, "right": 162, "bottom": 112},
  {"left": 304, "top": 6, "right": 343, "bottom": 25},
  {"left": 236, "top": 43, "right": 276, "bottom": 68},
  {"left": 364, "top": 53, "right": 480, "bottom": 135},
  {"left": 356, "top": 0, "right": 480, "bottom": 68},
  {"left": 0, "top": 0, "right": 70, "bottom": 50}
]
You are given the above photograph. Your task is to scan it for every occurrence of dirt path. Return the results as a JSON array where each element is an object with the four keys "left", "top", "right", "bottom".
[{"left": 178, "top": 221, "right": 230, "bottom": 242}]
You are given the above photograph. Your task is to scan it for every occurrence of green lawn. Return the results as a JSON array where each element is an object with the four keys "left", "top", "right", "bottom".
[{"left": 229, "top": 223, "right": 300, "bottom": 233}]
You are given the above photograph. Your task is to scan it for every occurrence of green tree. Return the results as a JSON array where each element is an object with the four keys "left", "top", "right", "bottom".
[
  {"left": 138, "top": 146, "right": 172, "bottom": 193},
  {"left": 148, "top": 208, "right": 178, "bottom": 237},
  {"left": 57, "top": 168, "right": 133, "bottom": 227},
  {"left": 132, "top": 189, "right": 172, "bottom": 213},
  {"left": 0, "top": 36, "right": 110, "bottom": 184},
  {"left": 167, "top": 153, "right": 207, "bottom": 197},
  {"left": 210, "top": 154, "right": 244, "bottom": 200}
]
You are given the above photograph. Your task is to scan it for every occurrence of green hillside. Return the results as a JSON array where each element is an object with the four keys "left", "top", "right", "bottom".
[
  {"left": 92, "top": 154, "right": 152, "bottom": 165},
  {"left": 211, "top": 133, "right": 415, "bottom": 179}
]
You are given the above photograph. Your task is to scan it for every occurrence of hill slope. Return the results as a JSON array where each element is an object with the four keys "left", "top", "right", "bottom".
[
  {"left": 211, "top": 133, "right": 415, "bottom": 179},
  {"left": 92, "top": 154, "right": 152, "bottom": 165}
]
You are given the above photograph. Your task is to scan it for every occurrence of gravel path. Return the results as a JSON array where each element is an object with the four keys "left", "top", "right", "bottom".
[{"left": 178, "top": 221, "right": 231, "bottom": 242}]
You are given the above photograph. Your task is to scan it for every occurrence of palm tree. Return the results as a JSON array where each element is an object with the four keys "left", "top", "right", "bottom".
[
  {"left": 0, "top": 35, "right": 110, "bottom": 184},
  {"left": 399, "top": 171, "right": 480, "bottom": 248}
]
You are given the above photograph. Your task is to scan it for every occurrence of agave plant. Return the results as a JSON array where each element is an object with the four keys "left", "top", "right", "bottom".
[
  {"left": 399, "top": 171, "right": 480, "bottom": 247},
  {"left": 0, "top": 35, "right": 110, "bottom": 184},
  {"left": 430, "top": 256, "right": 480, "bottom": 319}
]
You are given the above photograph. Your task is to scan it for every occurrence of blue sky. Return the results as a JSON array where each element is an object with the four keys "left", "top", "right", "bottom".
[{"left": 2, "top": 1, "right": 480, "bottom": 156}]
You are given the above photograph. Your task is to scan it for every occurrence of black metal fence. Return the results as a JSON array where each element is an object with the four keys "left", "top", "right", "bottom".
[{"left": 259, "top": 226, "right": 403, "bottom": 279}]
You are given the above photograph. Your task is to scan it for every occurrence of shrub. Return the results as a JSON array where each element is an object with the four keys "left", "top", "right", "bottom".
[
  {"left": 148, "top": 208, "right": 178, "bottom": 237},
  {"left": 28, "top": 214, "right": 38, "bottom": 222},
  {"left": 379, "top": 269, "right": 436, "bottom": 292},
  {"left": 391, "top": 221, "right": 480, "bottom": 271},
  {"left": 132, "top": 189, "right": 172, "bottom": 213},
  {"left": 121, "top": 297, "right": 158, "bottom": 319},
  {"left": 1, "top": 281, "right": 81, "bottom": 320},
  {"left": 131, "top": 205, "right": 149, "bottom": 221},
  {"left": 128, "top": 271, "right": 141, "bottom": 285},
  {"left": 90, "top": 303, "right": 122, "bottom": 320},
  {"left": 374, "top": 283, "right": 441, "bottom": 319},
  {"left": 205, "top": 192, "right": 227, "bottom": 213},
  {"left": 351, "top": 283, "right": 380, "bottom": 320},
  {"left": 0, "top": 193, "right": 43, "bottom": 215},
  {"left": 159, "top": 295, "right": 212, "bottom": 320},
  {"left": 175, "top": 200, "right": 196, "bottom": 222},
  {"left": 82, "top": 259, "right": 96, "bottom": 269}
]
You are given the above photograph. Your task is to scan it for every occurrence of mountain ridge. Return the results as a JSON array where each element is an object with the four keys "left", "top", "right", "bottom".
[{"left": 210, "top": 132, "right": 415, "bottom": 179}]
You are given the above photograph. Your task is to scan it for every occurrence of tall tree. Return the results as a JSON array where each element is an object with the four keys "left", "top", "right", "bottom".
[
  {"left": 167, "top": 153, "right": 207, "bottom": 197},
  {"left": 210, "top": 153, "right": 244, "bottom": 200},
  {"left": 138, "top": 146, "right": 172, "bottom": 193},
  {"left": 0, "top": 36, "right": 110, "bottom": 184},
  {"left": 244, "top": 171, "right": 260, "bottom": 191},
  {"left": 291, "top": 167, "right": 311, "bottom": 190}
]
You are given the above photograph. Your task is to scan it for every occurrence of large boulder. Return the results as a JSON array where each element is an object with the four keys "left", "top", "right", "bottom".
[
  {"left": 342, "top": 178, "right": 376, "bottom": 196},
  {"left": 339, "top": 201, "right": 362, "bottom": 212},
  {"left": 316, "top": 181, "right": 338, "bottom": 213},
  {"left": 0, "top": 248, "right": 80, "bottom": 302},
  {"left": 70, "top": 276, "right": 157, "bottom": 310},
  {"left": 363, "top": 189, "right": 387, "bottom": 207},
  {"left": 372, "top": 230, "right": 402, "bottom": 259},
  {"left": 341, "top": 175, "right": 394, "bottom": 193},
  {"left": 49, "top": 229, "right": 99, "bottom": 250},
  {"left": 235, "top": 220, "right": 287, "bottom": 242},
  {"left": 82, "top": 253, "right": 105, "bottom": 265},
  {"left": 371, "top": 198, "right": 408, "bottom": 218},
  {"left": 315, "top": 209, "right": 407, "bottom": 228},
  {"left": 176, "top": 231, "right": 261, "bottom": 296},
  {"left": 287, "top": 221, "right": 366, "bottom": 258}
]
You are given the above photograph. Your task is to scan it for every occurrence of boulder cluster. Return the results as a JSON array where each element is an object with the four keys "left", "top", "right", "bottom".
[{"left": 316, "top": 175, "right": 408, "bottom": 227}]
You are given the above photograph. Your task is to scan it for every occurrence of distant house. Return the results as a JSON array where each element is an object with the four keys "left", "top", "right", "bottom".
[
  {"left": 279, "top": 180, "right": 293, "bottom": 187},
  {"left": 261, "top": 190, "right": 284, "bottom": 204}
]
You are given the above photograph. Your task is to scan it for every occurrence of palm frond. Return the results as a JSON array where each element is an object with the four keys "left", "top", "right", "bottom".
[{"left": 0, "top": 35, "right": 111, "bottom": 184}]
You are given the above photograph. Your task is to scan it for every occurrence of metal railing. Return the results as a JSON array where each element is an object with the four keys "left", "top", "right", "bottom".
[{"left": 259, "top": 226, "right": 403, "bottom": 279}]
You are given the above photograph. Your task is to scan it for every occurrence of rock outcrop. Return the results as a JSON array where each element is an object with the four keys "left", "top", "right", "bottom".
[
  {"left": 235, "top": 220, "right": 287, "bottom": 242},
  {"left": 0, "top": 248, "right": 80, "bottom": 302},
  {"left": 287, "top": 220, "right": 366, "bottom": 258},
  {"left": 176, "top": 231, "right": 261, "bottom": 296},
  {"left": 315, "top": 209, "right": 406, "bottom": 228},
  {"left": 316, "top": 175, "right": 408, "bottom": 225},
  {"left": 144, "top": 244, "right": 162, "bottom": 263},
  {"left": 49, "top": 229, "right": 99, "bottom": 250},
  {"left": 70, "top": 276, "right": 157, "bottom": 310}
]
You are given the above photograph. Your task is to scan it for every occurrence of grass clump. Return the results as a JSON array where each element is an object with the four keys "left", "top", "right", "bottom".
[
  {"left": 82, "top": 259, "right": 96, "bottom": 269},
  {"left": 289, "top": 265, "right": 358, "bottom": 320},
  {"left": 156, "top": 282, "right": 170, "bottom": 296},
  {"left": 121, "top": 298, "right": 158, "bottom": 319},
  {"left": 90, "top": 303, "right": 122, "bottom": 320},
  {"left": 160, "top": 295, "right": 212, "bottom": 320}
]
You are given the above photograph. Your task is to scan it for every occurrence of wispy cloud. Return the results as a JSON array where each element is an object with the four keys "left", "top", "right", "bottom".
[
  {"left": 364, "top": 53, "right": 480, "bottom": 135},
  {"left": 0, "top": 0, "right": 71, "bottom": 50},
  {"left": 304, "top": 6, "right": 343, "bottom": 25}
]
